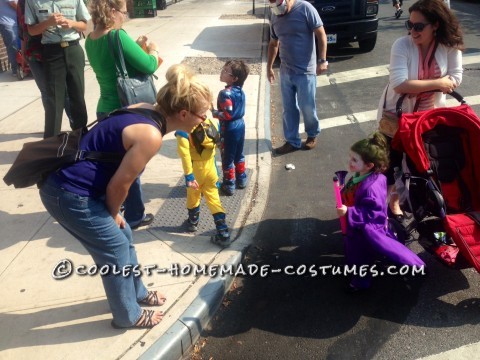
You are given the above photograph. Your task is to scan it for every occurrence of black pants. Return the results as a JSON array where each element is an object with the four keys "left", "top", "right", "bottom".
[{"left": 42, "top": 43, "right": 87, "bottom": 138}]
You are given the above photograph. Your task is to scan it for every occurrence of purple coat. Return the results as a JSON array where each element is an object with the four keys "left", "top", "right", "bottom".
[{"left": 344, "top": 173, "right": 425, "bottom": 289}]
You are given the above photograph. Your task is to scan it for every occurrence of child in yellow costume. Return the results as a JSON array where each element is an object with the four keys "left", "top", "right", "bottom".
[{"left": 175, "top": 118, "right": 231, "bottom": 247}]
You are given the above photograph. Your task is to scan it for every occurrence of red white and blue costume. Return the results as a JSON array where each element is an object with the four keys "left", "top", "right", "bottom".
[{"left": 213, "top": 85, "right": 246, "bottom": 194}]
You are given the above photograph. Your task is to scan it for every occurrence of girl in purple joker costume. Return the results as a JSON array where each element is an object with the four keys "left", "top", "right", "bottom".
[{"left": 336, "top": 132, "right": 425, "bottom": 291}]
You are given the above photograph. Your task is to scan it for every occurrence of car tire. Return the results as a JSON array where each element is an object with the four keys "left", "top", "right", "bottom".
[{"left": 358, "top": 35, "right": 377, "bottom": 53}]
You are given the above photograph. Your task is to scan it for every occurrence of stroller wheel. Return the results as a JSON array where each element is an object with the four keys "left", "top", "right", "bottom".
[{"left": 17, "top": 67, "right": 25, "bottom": 80}]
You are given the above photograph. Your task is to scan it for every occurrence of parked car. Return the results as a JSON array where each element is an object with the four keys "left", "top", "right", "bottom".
[{"left": 309, "top": 0, "right": 379, "bottom": 52}]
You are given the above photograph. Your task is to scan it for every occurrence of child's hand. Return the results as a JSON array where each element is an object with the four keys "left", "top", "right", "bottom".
[
  {"left": 187, "top": 180, "right": 199, "bottom": 190},
  {"left": 336, "top": 205, "right": 347, "bottom": 217}
]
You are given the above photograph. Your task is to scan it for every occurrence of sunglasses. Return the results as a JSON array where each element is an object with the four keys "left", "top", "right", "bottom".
[
  {"left": 190, "top": 111, "right": 207, "bottom": 121},
  {"left": 405, "top": 20, "right": 430, "bottom": 32}
]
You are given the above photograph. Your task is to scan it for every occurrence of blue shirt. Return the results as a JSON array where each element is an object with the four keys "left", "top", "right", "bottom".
[
  {"left": 270, "top": 0, "right": 323, "bottom": 75},
  {"left": 0, "top": 0, "right": 17, "bottom": 26},
  {"left": 55, "top": 112, "right": 163, "bottom": 197},
  {"left": 215, "top": 85, "right": 245, "bottom": 122}
]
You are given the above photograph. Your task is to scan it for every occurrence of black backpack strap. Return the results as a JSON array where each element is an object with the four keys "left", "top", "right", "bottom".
[
  {"left": 108, "top": 108, "right": 167, "bottom": 136},
  {"left": 76, "top": 108, "right": 166, "bottom": 163},
  {"left": 76, "top": 150, "right": 123, "bottom": 162}
]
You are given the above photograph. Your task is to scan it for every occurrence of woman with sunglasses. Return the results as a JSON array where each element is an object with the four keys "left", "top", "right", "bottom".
[
  {"left": 39, "top": 64, "right": 213, "bottom": 329},
  {"left": 86, "top": 0, "right": 163, "bottom": 230},
  {"left": 378, "top": 0, "right": 464, "bottom": 228}
]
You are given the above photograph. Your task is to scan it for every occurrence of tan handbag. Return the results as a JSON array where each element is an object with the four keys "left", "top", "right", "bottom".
[
  {"left": 379, "top": 109, "right": 399, "bottom": 138},
  {"left": 378, "top": 85, "right": 410, "bottom": 138}
]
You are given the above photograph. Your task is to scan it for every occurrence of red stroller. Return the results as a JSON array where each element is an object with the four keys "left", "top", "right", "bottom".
[
  {"left": 15, "top": 45, "right": 30, "bottom": 80},
  {"left": 392, "top": 91, "right": 480, "bottom": 273}
]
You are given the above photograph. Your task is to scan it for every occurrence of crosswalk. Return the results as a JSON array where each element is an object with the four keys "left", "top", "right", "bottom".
[{"left": 303, "top": 52, "right": 480, "bottom": 132}]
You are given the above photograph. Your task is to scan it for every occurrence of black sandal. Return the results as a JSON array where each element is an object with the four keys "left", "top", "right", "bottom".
[
  {"left": 140, "top": 290, "right": 166, "bottom": 306},
  {"left": 111, "top": 309, "right": 162, "bottom": 329}
]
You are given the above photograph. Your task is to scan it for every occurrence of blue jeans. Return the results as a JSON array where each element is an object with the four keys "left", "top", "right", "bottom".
[
  {"left": 0, "top": 23, "right": 19, "bottom": 74},
  {"left": 97, "top": 112, "right": 146, "bottom": 228},
  {"left": 40, "top": 177, "right": 148, "bottom": 327},
  {"left": 280, "top": 72, "right": 320, "bottom": 148},
  {"left": 124, "top": 177, "right": 146, "bottom": 227}
]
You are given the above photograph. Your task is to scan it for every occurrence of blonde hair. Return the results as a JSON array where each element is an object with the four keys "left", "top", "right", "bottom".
[
  {"left": 89, "top": 0, "right": 124, "bottom": 28},
  {"left": 155, "top": 64, "right": 213, "bottom": 116}
]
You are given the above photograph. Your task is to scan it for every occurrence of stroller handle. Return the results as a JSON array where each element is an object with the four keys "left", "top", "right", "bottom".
[{"left": 395, "top": 90, "right": 466, "bottom": 117}]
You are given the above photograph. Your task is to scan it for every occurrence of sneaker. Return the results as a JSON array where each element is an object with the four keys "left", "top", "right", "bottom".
[
  {"left": 187, "top": 207, "right": 200, "bottom": 232},
  {"left": 395, "top": 9, "right": 403, "bottom": 19},
  {"left": 275, "top": 142, "right": 299, "bottom": 155},
  {"left": 220, "top": 183, "right": 234, "bottom": 196},
  {"left": 186, "top": 218, "right": 198, "bottom": 232},
  {"left": 130, "top": 213, "right": 154, "bottom": 229},
  {"left": 304, "top": 137, "right": 317, "bottom": 150},
  {"left": 211, "top": 230, "right": 232, "bottom": 248},
  {"left": 236, "top": 177, "right": 247, "bottom": 189}
]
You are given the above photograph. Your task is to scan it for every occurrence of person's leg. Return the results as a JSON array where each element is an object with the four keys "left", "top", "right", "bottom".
[
  {"left": 186, "top": 169, "right": 202, "bottom": 231},
  {"left": 233, "top": 121, "right": 247, "bottom": 188},
  {"left": 124, "top": 177, "right": 149, "bottom": 228},
  {"left": 279, "top": 72, "right": 302, "bottom": 148},
  {"left": 385, "top": 139, "right": 403, "bottom": 216},
  {"left": 296, "top": 74, "right": 321, "bottom": 140},
  {"left": 39, "top": 180, "right": 154, "bottom": 327},
  {"left": 221, "top": 125, "right": 237, "bottom": 195},
  {"left": 203, "top": 158, "right": 225, "bottom": 216},
  {"left": 27, "top": 60, "right": 48, "bottom": 109},
  {"left": 64, "top": 91, "right": 74, "bottom": 125},
  {"left": 0, "top": 24, "right": 19, "bottom": 74},
  {"left": 64, "top": 44, "right": 88, "bottom": 130},
  {"left": 42, "top": 45, "right": 67, "bottom": 138}
]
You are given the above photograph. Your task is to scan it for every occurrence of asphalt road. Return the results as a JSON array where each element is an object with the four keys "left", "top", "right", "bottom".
[{"left": 189, "top": 1, "right": 480, "bottom": 359}]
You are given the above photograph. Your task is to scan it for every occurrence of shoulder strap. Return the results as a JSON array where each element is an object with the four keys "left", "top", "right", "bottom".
[
  {"left": 108, "top": 108, "right": 167, "bottom": 136},
  {"left": 107, "top": 30, "right": 128, "bottom": 79}
]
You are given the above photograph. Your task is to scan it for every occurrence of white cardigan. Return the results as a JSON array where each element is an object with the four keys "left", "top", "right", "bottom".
[{"left": 377, "top": 35, "right": 463, "bottom": 120}]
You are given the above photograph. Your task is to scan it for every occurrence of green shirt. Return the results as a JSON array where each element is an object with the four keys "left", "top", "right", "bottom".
[{"left": 85, "top": 29, "right": 158, "bottom": 113}]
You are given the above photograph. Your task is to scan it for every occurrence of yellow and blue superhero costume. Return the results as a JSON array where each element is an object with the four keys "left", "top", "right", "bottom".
[{"left": 175, "top": 119, "right": 231, "bottom": 247}]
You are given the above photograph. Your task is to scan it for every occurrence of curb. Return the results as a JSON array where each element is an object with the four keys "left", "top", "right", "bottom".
[
  {"left": 138, "top": 252, "right": 242, "bottom": 360},
  {"left": 138, "top": 6, "right": 271, "bottom": 358}
]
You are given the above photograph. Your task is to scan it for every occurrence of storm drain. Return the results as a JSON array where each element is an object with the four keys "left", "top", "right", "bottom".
[{"left": 150, "top": 170, "right": 249, "bottom": 236}]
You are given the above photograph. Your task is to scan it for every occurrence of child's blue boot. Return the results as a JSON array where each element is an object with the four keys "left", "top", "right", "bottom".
[
  {"left": 211, "top": 212, "right": 231, "bottom": 248},
  {"left": 221, "top": 168, "right": 235, "bottom": 196},
  {"left": 236, "top": 173, "right": 247, "bottom": 189},
  {"left": 235, "top": 162, "right": 247, "bottom": 189},
  {"left": 187, "top": 206, "right": 200, "bottom": 232}
]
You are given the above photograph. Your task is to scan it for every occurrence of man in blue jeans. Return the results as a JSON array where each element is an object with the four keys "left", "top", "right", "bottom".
[
  {"left": 0, "top": 0, "right": 19, "bottom": 76},
  {"left": 267, "top": 0, "right": 328, "bottom": 155}
]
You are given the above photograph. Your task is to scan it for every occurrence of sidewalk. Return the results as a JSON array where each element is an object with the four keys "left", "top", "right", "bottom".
[{"left": 0, "top": 0, "right": 271, "bottom": 359}]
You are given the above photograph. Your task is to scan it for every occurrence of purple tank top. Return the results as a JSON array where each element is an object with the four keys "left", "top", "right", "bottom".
[{"left": 55, "top": 112, "right": 164, "bottom": 197}]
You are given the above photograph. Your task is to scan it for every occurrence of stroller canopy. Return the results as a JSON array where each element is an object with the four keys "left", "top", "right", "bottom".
[{"left": 392, "top": 103, "right": 480, "bottom": 175}]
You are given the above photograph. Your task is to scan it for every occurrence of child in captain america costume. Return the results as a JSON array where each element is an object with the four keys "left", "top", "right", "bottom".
[
  {"left": 175, "top": 118, "right": 231, "bottom": 248},
  {"left": 212, "top": 60, "right": 250, "bottom": 196}
]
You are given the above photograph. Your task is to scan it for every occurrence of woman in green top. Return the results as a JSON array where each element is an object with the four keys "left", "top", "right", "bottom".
[
  {"left": 86, "top": 0, "right": 162, "bottom": 229},
  {"left": 86, "top": 0, "right": 161, "bottom": 114}
]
